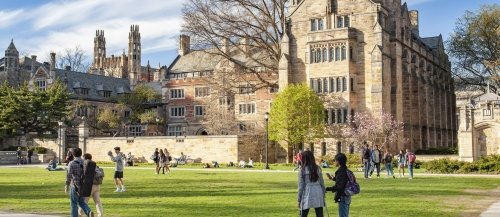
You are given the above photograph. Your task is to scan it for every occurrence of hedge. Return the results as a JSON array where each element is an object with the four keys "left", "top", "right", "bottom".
[{"left": 423, "top": 155, "right": 500, "bottom": 174}]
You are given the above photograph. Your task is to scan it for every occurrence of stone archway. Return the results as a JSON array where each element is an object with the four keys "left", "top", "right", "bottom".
[
  {"left": 195, "top": 128, "right": 209, "bottom": 136},
  {"left": 474, "top": 122, "right": 500, "bottom": 157}
]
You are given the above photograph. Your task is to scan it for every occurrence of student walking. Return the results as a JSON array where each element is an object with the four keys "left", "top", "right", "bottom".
[
  {"left": 64, "top": 148, "right": 94, "bottom": 217},
  {"left": 370, "top": 145, "right": 382, "bottom": 178},
  {"left": 152, "top": 148, "right": 159, "bottom": 174},
  {"left": 16, "top": 147, "right": 22, "bottom": 165},
  {"left": 164, "top": 149, "right": 171, "bottom": 173},
  {"left": 157, "top": 149, "right": 167, "bottom": 174},
  {"left": 361, "top": 143, "right": 371, "bottom": 179},
  {"left": 108, "top": 147, "right": 125, "bottom": 192},
  {"left": 383, "top": 149, "right": 395, "bottom": 179},
  {"left": 297, "top": 150, "right": 325, "bottom": 217},
  {"left": 397, "top": 150, "right": 405, "bottom": 178},
  {"left": 27, "top": 148, "right": 33, "bottom": 164},
  {"left": 79, "top": 153, "right": 104, "bottom": 217},
  {"left": 293, "top": 150, "right": 302, "bottom": 172},
  {"left": 326, "top": 153, "right": 352, "bottom": 217},
  {"left": 405, "top": 149, "right": 416, "bottom": 180}
]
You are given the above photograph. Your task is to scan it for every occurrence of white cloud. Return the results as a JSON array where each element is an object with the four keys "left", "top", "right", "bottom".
[
  {"left": 0, "top": 9, "right": 24, "bottom": 29},
  {"left": 4, "top": 0, "right": 186, "bottom": 63}
]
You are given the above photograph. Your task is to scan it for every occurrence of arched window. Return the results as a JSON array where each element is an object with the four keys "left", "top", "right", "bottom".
[
  {"left": 323, "top": 48, "right": 328, "bottom": 62},
  {"left": 329, "top": 48, "right": 334, "bottom": 62},
  {"left": 341, "top": 46, "right": 346, "bottom": 60},
  {"left": 335, "top": 47, "right": 340, "bottom": 61}
]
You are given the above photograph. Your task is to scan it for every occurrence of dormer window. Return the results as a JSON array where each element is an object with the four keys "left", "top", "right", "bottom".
[
  {"left": 36, "top": 80, "right": 46, "bottom": 91},
  {"left": 103, "top": 91, "right": 112, "bottom": 98},
  {"left": 81, "top": 88, "right": 89, "bottom": 95}
]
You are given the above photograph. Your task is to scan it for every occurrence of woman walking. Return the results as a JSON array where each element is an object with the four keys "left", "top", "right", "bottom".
[
  {"left": 152, "top": 148, "right": 159, "bottom": 175},
  {"left": 164, "top": 148, "right": 171, "bottom": 173},
  {"left": 297, "top": 150, "right": 325, "bottom": 217},
  {"left": 397, "top": 150, "right": 405, "bottom": 178},
  {"left": 157, "top": 149, "right": 167, "bottom": 174},
  {"left": 383, "top": 149, "right": 395, "bottom": 179}
]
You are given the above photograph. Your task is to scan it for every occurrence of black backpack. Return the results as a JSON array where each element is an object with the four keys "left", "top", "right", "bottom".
[
  {"left": 363, "top": 149, "right": 370, "bottom": 159},
  {"left": 75, "top": 160, "right": 96, "bottom": 197}
]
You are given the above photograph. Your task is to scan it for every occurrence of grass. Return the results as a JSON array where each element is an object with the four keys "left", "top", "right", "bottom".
[{"left": 0, "top": 165, "right": 499, "bottom": 217}]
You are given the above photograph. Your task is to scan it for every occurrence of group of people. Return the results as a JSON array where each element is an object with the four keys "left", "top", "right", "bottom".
[
  {"left": 297, "top": 151, "right": 353, "bottom": 217},
  {"left": 238, "top": 158, "right": 254, "bottom": 168},
  {"left": 151, "top": 148, "right": 172, "bottom": 174},
  {"left": 361, "top": 143, "right": 416, "bottom": 180},
  {"left": 65, "top": 146, "right": 126, "bottom": 217},
  {"left": 15, "top": 147, "right": 33, "bottom": 165}
]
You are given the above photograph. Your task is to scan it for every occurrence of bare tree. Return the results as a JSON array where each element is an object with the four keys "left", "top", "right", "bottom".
[
  {"left": 45, "top": 45, "right": 90, "bottom": 72},
  {"left": 182, "top": 0, "right": 288, "bottom": 89},
  {"left": 202, "top": 88, "right": 238, "bottom": 135}
]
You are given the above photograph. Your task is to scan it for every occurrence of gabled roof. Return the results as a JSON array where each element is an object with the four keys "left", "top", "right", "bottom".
[
  {"left": 421, "top": 35, "right": 442, "bottom": 50},
  {"left": 54, "top": 69, "right": 131, "bottom": 101},
  {"left": 474, "top": 92, "right": 500, "bottom": 102},
  {"left": 168, "top": 50, "right": 223, "bottom": 74},
  {"left": 7, "top": 39, "right": 17, "bottom": 51}
]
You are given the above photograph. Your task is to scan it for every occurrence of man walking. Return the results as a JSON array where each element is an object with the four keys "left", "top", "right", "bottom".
[
  {"left": 370, "top": 145, "right": 382, "bottom": 178},
  {"left": 108, "top": 147, "right": 125, "bottom": 192},
  {"left": 64, "top": 148, "right": 94, "bottom": 217},
  {"left": 27, "top": 148, "right": 33, "bottom": 164},
  {"left": 16, "top": 147, "right": 22, "bottom": 165},
  {"left": 405, "top": 149, "right": 416, "bottom": 180},
  {"left": 361, "top": 143, "right": 371, "bottom": 179}
]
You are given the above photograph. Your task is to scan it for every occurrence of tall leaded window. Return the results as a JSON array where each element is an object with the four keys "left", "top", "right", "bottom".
[
  {"left": 336, "top": 77, "right": 341, "bottom": 92},
  {"left": 311, "top": 19, "right": 317, "bottom": 31},
  {"left": 329, "top": 48, "right": 334, "bottom": 62},
  {"left": 344, "top": 16, "right": 350, "bottom": 27},
  {"left": 310, "top": 48, "right": 315, "bottom": 63},
  {"left": 330, "top": 78, "right": 335, "bottom": 93},
  {"left": 322, "top": 48, "right": 328, "bottom": 62},
  {"left": 341, "top": 46, "right": 346, "bottom": 60},
  {"left": 317, "top": 79, "right": 322, "bottom": 93},
  {"left": 318, "top": 19, "right": 324, "bottom": 30},
  {"left": 337, "top": 16, "right": 343, "bottom": 28},
  {"left": 316, "top": 49, "right": 321, "bottom": 62},
  {"left": 323, "top": 78, "right": 328, "bottom": 93},
  {"left": 335, "top": 47, "right": 340, "bottom": 61},
  {"left": 342, "top": 77, "right": 347, "bottom": 91}
]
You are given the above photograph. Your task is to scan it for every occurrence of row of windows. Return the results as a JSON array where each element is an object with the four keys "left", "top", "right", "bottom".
[
  {"left": 238, "top": 84, "right": 255, "bottom": 94},
  {"left": 170, "top": 85, "right": 277, "bottom": 99},
  {"left": 310, "top": 77, "right": 352, "bottom": 93},
  {"left": 170, "top": 89, "right": 184, "bottom": 99},
  {"left": 310, "top": 46, "right": 351, "bottom": 63},
  {"left": 195, "top": 87, "right": 210, "bottom": 97},
  {"left": 324, "top": 108, "right": 349, "bottom": 124},
  {"left": 310, "top": 15, "right": 350, "bottom": 32},
  {"left": 239, "top": 103, "right": 256, "bottom": 114},
  {"left": 169, "top": 105, "right": 207, "bottom": 117},
  {"left": 168, "top": 125, "right": 184, "bottom": 136}
]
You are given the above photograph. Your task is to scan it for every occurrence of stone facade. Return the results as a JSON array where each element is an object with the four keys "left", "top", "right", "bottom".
[
  {"left": 0, "top": 40, "right": 35, "bottom": 87},
  {"left": 457, "top": 91, "right": 500, "bottom": 162},
  {"left": 280, "top": 0, "right": 457, "bottom": 151},
  {"left": 89, "top": 25, "right": 166, "bottom": 85}
]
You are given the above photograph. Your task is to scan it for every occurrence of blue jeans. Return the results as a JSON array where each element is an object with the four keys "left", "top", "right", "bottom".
[
  {"left": 408, "top": 164, "right": 414, "bottom": 178},
  {"left": 70, "top": 186, "right": 91, "bottom": 217},
  {"left": 339, "top": 196, "right": 351, "bottom": 217},
  {"left": 385, "top": 163, "right": 394, "bottom": 176},
  {"left": 363, "top": 159, "right": 370, "bottom": 178}
]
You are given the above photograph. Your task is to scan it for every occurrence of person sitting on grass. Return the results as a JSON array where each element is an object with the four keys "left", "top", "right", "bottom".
[
  {"left": 245, "top": 158, "right": 254, "bottom": 168},
  {"left": 239, "top": 159, "right": 246, "bottom": 168},
  {"left": 212, "top": 161, "right": 219, "bottom": 168},
  {"left": 46, "top": 158, "right": 59, "bottom": 171},
  {"left": 321, "top": 160, "right": 329, "bottom": 168}
]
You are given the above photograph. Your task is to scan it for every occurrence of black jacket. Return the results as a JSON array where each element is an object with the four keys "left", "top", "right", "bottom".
[{"left": 327, "top": 166, "right": 348, "bottom": 202}]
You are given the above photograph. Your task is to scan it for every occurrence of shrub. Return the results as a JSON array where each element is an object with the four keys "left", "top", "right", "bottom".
[
  {"left": 423, "top": 158, "right": 466, "bottom": 174},
  {"left": 32, "top": 147, "right": 47, "bottom": 154},
  {"left": 423, "top": 156, "right": 500, "bottom": 174},
  {"left": 319, "top": 153, "right": 362, "bottom": 168}
]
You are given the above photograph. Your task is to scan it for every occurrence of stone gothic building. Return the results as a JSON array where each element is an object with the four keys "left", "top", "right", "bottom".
[
  {"left": 89, "top": 25, "right": 165, "bottom": 85},
  {"left": 0, "top": 40, "right": 35, "bottom": 87},
  {"left": 278, "top": 0, "right": 457, "bottom": 151}
]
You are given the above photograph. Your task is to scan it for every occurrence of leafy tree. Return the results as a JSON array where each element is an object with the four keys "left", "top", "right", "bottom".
[
  {"left": 268, "top": 83, "right": 325, "bottom": 159},
  {"left": 0, "top": 80, "right": 70, "bottom": 136},
  {"left": 118, "top": 84, "right": 161, "bottom": 123},
  {"left": 97, "top": 106, "right": 122, "bottom": 136},
  {"left": 447, "top": 4, "right": 500, "bottom": 91}
]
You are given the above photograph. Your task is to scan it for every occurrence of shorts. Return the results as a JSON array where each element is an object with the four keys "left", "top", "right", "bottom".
[{"left": 114, "top": 171, "right": 123, "bottom": 179}]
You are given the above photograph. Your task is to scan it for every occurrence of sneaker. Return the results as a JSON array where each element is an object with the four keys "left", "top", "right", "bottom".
[
  {"left": 121, "top": 188, "right": 126, "bottom": 192},
  {"left": 89, "top": 211, "right": 95, "bottom": 217},
  {"left": 409, "top": 177, "right": 413, "bottom": 180},
  {"left": 114, "top": 188, "right": 120, "bottom": 192}
]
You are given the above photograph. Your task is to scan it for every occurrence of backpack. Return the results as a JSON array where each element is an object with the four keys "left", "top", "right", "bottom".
[
  {"left": 384, "top": 153, "right": 393, "bottom": 163},
  {"left": 76, "top": 160, "right": 96, "bottom": 197},
  {"left": 344, "top": 169, "right": 360, "bottom": 196},
  {"left": 94, "top": 166, "right": 105, "bottom": 185},
  {"left": 408, "top": 153, "right": 416, "bottom": 164},
  {"left": 363, "top": 149, "right": 370, "bottom": 160}
]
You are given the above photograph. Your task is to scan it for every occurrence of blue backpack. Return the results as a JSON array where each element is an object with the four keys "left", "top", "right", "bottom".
[{"left": 344, "top": 169, "right": 360, "bottom": 196}]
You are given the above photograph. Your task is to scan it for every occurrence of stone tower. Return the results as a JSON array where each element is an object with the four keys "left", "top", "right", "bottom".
[
  {"left": 5, "top": 39, "right": 19, "bottom": 72},
  {"left": 93, "top": 30, "right": 106, "bottom": 72},
  {"left": 128, "top": 25, "right": 141, "bottom": 86}
]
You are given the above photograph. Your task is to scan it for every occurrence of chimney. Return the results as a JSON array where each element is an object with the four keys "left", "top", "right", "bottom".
[
  {"left": 30, "top": 55, "right": 37, "bottom": 76},
  {"left": 50, "top": 52, "right": 56, "bottom": 72},
  {"left": 178, "top": 35, "right": 191, "bottom": 56},
  {"left": 65, "top": 65, "right": 71, "bottom": 71},
  {"left": 409, "top": 10, "right": 419, "bottom": 36},
  {"left": 221, "top": 38, "right": 230, "bottom": 53}
]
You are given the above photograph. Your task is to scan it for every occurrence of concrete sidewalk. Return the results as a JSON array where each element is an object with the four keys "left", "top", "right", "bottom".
[
  {"left": 481, "top": 201, "right": 500, "bottom": 217},
  {"left": 0, "top": 212, "right": 60, "bottom": 217}
]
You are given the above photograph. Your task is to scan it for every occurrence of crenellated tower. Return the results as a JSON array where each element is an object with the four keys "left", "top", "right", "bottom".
[
  {"left": 128, "top": 25, "right": 141, "bottom": 86},
  {"left": 92, "top": 30, "right": 106, "bottom": 75}
]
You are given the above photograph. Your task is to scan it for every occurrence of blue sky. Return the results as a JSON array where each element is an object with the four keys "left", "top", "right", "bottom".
[{"left": 0, "top": 0, "right": 497, "bottom": 68}]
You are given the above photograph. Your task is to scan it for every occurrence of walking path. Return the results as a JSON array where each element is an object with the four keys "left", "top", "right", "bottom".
[
  {"left": 481, "top": 201, "right": 500, "bottom": 217},
  {"left": 0, "top": 212, "right": 60, "bottom": 217}
]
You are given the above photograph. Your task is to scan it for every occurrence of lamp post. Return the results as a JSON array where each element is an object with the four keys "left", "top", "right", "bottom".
[
  {"left": 264, "top": 112, "right": 270, "bottom": 170},
  {"left": 155, "top": 117, "right": 160, "bottom": 136},
  {"left": 57, "top": 121, "right": 63, "bottom": 165}
]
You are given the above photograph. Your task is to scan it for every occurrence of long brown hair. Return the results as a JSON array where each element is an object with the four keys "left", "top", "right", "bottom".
[{"left": 301, "top": 151, "right": 319, "bottom": 182}]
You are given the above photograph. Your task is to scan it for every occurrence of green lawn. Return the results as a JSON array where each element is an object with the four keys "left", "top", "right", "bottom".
[{"left": 0, "top": 166, "right": 498, "bottom": 217}]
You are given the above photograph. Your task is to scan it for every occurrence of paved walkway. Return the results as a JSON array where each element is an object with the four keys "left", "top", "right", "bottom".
[{"left": 481, "top": 201, "right": 500, "bottom": 217}]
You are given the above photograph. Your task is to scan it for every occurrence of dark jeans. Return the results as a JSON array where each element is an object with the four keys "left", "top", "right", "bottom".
[
  {"left": 300, "top": 207, "right": 323, "bottom": 217},
  {"left": 369, "top": 162, "right": 381, "bottom": 177},
  {"left": 28, "top": 156, "right": 32, "bottom": 164}
]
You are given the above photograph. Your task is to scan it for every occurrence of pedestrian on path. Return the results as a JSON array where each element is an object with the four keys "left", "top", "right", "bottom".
[
  {"left": 370, "top": 145, "right": 382, "bottom": 178},
  {"left": 297, "top": 150, "right": 325, "bottom": 217},
  {"left": 79, "top": 153, "right": 104, "bottom": 217},
  {"left": 397, "top": 150, "right": 405, "bottom": 178},
  {"left": 152, "top": 148, "right": 159, "bottom": 174},
  {"left": 64, "top": 148, "right": 94, "bottom": 217},
  {"left": 164, "top": 148, "right": 171, "bottom": 173},
  {"left": 361, "top": 143, "right": 371, "bottom": 179},
  {"left": 326, "top": 153, "right": 352, "bottom": 217},
  {"left": 27, "top": 148, "right": 33, "bottom": 164},
  {"left": 157, "top": 149, "right": 167, "bottom": 174},
  {"left": 16, "top": 147, "right": 22, "bottom": 165},
  {"left": 108, "top": 147, "right": 125, "bottom": 192}
]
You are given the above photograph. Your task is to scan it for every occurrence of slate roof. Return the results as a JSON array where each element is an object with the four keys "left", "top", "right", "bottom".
[
  {"left": 168, "top": 50, "right": 223, "bottom": 73},
  {"left": 7, "top": 40, "right": 17, "bottom": 51},
  {"left": 54, "top": 69, "right": 131, "bottom": 101},
  {"left": 0, "top": 57, "right": 4, "bottom": 66},
  {"left": 421, "top": 36, "right": 441, "bottom": 49}
]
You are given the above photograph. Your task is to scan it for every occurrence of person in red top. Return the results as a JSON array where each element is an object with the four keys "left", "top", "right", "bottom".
[{"left": 293, "top": 151, "right": 303, "bottom": 172}]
